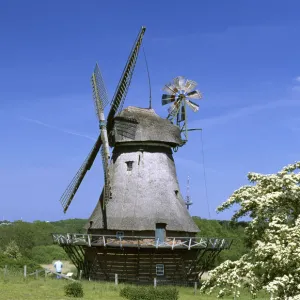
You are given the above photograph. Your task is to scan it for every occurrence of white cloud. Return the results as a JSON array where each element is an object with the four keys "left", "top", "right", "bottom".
[{"left": 295, "top": 76, "right": 300, "bottom": 83}]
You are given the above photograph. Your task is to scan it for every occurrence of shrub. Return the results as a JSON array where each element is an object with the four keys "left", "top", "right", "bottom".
[
  {"left": 3, "top": 240, "right": 22, "bottom": 260},
  {"left": 120, "top": 286, "right": 131, "bottom": 298},
  {"left": 64, "top": 281, "right": 84, "bottom": 298},
  {"left": 0, "top": 253, "right": 40, "bottom": 273},
  {"left": 120, "top": 285, "right": 178, "bottom": 300}
]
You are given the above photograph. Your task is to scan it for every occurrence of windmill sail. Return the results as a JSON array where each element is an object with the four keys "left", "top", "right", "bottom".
[
  {"left": 59, "top": 135, "right": 102, "bottom": 213},
  {"left": 184, "top": 79, "right": 197, "bottom": 93},
  {"left": 186, "top": 100, "right": 199, "bottom": 112},
  {"left": 161, "top": 94, "right": 176, "bottom": 105},
  {"left": 107, "top": 26, "right": 146, "bottom": 126},
  {"left": 186, "top": 90, "right": 202, "bottom": 99},
  {"left": 59, "top": 26, "right": 146, "bottom": 213},
  {"left": 173, "top": 76, "right": 185, "bottom": 90},
  {"left": 92, "top": 63, "right": 109, "bottom": 114},
  {"left": 91, "top": 64, "right": 111, "bottom": 209}
]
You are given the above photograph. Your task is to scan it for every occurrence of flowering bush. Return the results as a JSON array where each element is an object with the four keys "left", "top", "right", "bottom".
[{"left": 200, "top": 162, "right": 300, "bottom": 299}]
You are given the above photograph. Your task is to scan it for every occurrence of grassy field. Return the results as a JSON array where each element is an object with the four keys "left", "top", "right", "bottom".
[{"left": 0, "top": 275, "right": 270, "bottom": 300}]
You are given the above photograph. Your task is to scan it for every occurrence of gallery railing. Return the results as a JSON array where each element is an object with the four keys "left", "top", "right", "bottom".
[{"left": 52, "top": 233, "right": 232, "bottom": 250}]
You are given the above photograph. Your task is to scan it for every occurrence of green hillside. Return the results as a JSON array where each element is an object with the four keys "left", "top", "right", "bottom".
[{"left": 0, "top": 218, "right": 248, "bottom": 272}]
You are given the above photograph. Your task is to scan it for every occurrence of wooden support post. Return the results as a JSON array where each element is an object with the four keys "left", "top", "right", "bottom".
[
  {"left": 188, "top": 238, "right": 192, "bottom": 250},
  {"left": 35, "top": 270, "right": 38, "bottom": 279},
  {"left": 115, "top": 273, "right": 118, "bottom": 285},
  {"left": 154, "top": 277, "right": 157, "bottom": 288},
  {"left": 194, "top": 282, "right": 197, "bottom": 295},
  {"left": 45, "top": 269, "right": 47, "bottom": 280},
  {"left": 4, "top": 265, "right": 7, "bottom": 278},
  {"left": 79, "top": 270, "right": 82, "bottom": 280},
  {"left": 24, "top": 265, "right": 27, "bottom": 278}
]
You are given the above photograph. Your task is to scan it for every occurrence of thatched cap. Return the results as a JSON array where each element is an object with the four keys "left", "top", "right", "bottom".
[{"left": 110, "top": 106, "right": 183, "bottom": 147}]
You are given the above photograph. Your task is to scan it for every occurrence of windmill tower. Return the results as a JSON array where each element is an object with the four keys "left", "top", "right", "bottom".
[{"left": 53, "top": 27, "right": 232, "bottom": 284}]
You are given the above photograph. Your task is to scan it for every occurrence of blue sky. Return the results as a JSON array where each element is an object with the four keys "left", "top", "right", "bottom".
[{"left": 1, "top": 0, "right": 300, "bottom": 222}]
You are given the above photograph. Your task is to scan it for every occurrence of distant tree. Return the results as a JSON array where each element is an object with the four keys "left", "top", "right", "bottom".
[
  {"left": 0, "top": 218, "right": 88, "bottom": 270},
  {"left": 4, "top": 240, "right": 22, "bottom": 260},
  {"left": 0, "top": 220, "right": 11, "bottom": 224},
  {"left": 201, "top": 162, "right": 300, "bottom": 299},
  {"left": 193, "top": 217, "right": 248, "bottom": 266},
  {"left": 31, "top": 245, "right": 68, "bottom": 263}
]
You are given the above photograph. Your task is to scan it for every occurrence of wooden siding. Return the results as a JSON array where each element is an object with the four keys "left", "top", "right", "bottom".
[{"left": 84, "top": 247, "right": 200, "bottom": 283}]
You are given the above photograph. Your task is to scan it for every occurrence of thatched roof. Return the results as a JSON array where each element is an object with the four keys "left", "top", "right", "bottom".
[
  {"left": 86, "top": 107, "right": 199, "bottom": 234},
  {"left": 110, "top": 106, "right": 183, "bottom": 147}
]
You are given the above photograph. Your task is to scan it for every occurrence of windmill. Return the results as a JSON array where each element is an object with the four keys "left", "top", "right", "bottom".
[
  {"left": 53, "top": 27, "right": 232, "bottom": 284},
  {"left": 59, "top": 26, "right": 146, "bottom": 215},
  {"left": 161, "top": 76, "right": 202, "bottom": 142}
]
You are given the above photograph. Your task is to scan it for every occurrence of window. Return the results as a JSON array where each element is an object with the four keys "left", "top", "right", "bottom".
[
  {"left": 156, "top": 264, "right": 164, "bottom": 276},
  {"left": 126, "top": 161, "right": 133, "bottom": 171},
  {"left": 116, "top": 231, "right": 124, "bottom": 238}
]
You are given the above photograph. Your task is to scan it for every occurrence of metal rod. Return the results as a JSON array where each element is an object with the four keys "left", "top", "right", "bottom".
[
  {"left": 200, "top": 129, "right": 211, "bottom": 219},
  {"left": 142, "top": 45, "right": 152, "bottom": 109},
  {"left": 184, "top": 99, "right": 188, "bottom": 140}
]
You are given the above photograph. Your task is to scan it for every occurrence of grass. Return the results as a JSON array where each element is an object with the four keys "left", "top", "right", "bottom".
[{"left": 0, "top": 274, "right": 270, "bottom": 300}]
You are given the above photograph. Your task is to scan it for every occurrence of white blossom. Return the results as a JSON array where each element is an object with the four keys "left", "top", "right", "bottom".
[{"left": 200, "top": 162, "right": 300, "bottom": 299}]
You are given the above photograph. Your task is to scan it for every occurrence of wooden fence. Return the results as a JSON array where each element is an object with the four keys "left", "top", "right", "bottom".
[{"left": 2, "top": 265, "right": 76, "bottom": 281}]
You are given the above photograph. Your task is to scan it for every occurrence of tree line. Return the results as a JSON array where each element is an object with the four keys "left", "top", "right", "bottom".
[{"left": 0, "top": 217, "right": 248, "bottom": 272}]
